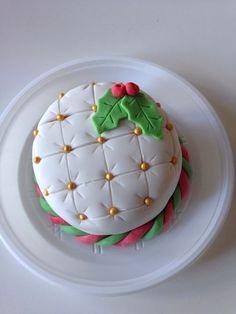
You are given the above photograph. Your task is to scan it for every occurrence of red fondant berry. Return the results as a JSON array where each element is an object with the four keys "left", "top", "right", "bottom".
[
  {"left": 111, "top": 83, "right": 126, "bottom": 98},
  {"left": 125, "top": 82, "right": 140, "bottom": 96}
]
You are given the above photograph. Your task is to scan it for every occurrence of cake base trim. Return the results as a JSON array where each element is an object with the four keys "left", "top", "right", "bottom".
[{"left": 35, "top": 143, "right": 192, "bottom": 247}]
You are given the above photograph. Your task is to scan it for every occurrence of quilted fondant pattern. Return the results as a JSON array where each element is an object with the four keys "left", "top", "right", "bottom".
[{"left": 32, "top": 82, "right": 182, "bottom": 234}]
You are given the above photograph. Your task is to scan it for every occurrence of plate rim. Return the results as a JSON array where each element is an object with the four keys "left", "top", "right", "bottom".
[{"left": 0, "top": 56, "right": 234, "bottom": 295}]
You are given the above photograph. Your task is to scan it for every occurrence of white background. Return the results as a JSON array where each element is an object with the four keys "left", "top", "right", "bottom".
[{"left": 0, "top": 1, "right": 236, "bottom": 313}]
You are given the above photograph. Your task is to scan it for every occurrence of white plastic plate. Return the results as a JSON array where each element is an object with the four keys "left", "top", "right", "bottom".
[{"left": 0, "top": 57, "right": 234, "bottom": 296}]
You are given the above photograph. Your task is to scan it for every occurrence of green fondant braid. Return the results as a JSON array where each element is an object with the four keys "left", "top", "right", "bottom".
[
  {"left": 60, "top": 225, "right": 88, "bottom": 236},
  {"left": 95, "top": 233, "right": 128, "bottom": 246},
  {"left": 182, "top": 158, "right": 192, "bottom": 179},
  {"left": 178, "top": 136, "right": 185, "bottom": 144},
  {"left": 142, "top": 212, "right": 164, "bottom": 240},
  {"left": 39, "top": 197, "right": 58, "bottom": 216},
  {"left": 172, "top": 185, "right": 181, "bottom": 213}
]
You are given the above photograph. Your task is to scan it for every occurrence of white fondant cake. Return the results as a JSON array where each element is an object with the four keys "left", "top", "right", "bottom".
[{"left": 32, "top": 82, "right": 182, "bottom": 234}]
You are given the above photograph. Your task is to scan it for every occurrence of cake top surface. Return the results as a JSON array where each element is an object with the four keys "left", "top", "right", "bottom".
[{"left": 32, "top": 82, "right": 182, "bottom": 235}]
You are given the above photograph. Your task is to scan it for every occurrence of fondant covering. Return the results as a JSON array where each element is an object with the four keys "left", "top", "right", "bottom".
[{"left": 32, "top": 82, "right": 182, "bottom": 234}]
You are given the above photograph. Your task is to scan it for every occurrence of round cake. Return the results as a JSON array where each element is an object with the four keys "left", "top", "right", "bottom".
[{"left": 33, "top": 82, "right": 191, "bottom": 245}]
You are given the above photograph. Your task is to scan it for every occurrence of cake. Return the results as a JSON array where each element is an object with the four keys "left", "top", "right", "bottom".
[{"left": 32, "top": 82, "right": 192, "bottom": 246}]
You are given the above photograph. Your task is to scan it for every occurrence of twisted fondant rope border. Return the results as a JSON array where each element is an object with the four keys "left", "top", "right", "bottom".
[{"left": 35, "top": 143, "right": 192, "bottom": 247}]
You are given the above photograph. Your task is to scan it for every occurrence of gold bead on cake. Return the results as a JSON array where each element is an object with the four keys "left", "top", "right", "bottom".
[
  {"left": 63, "top": 145, "right": 72, "bottom": 153},
  {"left": 56, "top": 114, "right": 66, "bottom": 121},
  {"left": 78, "top": 213, "right": 88, "bottom": 220},
  {"left": 171, "top": 156, "right": 178, "bottom": 165},
  {"left": 140, "top": 162, "right": 149, "bottom": 171},
  {"left": 108, "top": 207, "right": 119, "bottom": 216},
  {"left": 96, "top": 136, "right": 106, "bottom": 144},
  {"left": 67, "top": 182, "right": 77, "bottom": 190},
  {"left": 33, "top": 129, "right": 39, "bottom": 137},
  {"left": 166, "top": 122, "right": 173, "bottom": 131},
  {"left": 144, "top": 197, "right": 153, "bottom": 206},
  {"left": 91, "top": 104, "right": 97, "bottom": 112},
  {"left": 43, "top": 189, "right": 49, "bottom": 196},
  {"left": 105, "top": 172, "right": 114, "bottom": 181},
  {"left": 133, "top": 127, "right": 142, "bottom": 136},
  {"left": 58, "top": 92, "right": 65, "bottom": 99},
  {"left": 33, "top": 156, "right": 41, "bottom": 164}
]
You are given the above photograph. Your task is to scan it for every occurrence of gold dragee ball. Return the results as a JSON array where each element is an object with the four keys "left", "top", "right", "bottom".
[
  {"left": 166, "top": 122, "right": 173, "bottom": 131},
  {"left": 171, "top": 156, "right": 178, "bottom": 165},
  {"left": 108, "top": 207, "right": 119, "bottom": 216},
  {"left": 133, "top": 127, "right": 142, "bottom": 136},
  {"left": 91, "top": 104, "right": 97, "bottom": 112},
  {"left": 56, "top": 114, "right": 66, "bottom": 121},
  {"left": 91, "top": 82, "right": 96, "bottom": 86},
  {"left": 63, "top": 145, "right": 72, "bottom": 153},
  {"left": 105, "top": 172, "right": 114, "bottom": 181},
  {"left": 58, "top": 92, "right": 65, "bottom": 99},
  {"left": 43, "top": 189, "right": 49, "bottom": 196},
  {"left": 144, "top": 197, "right": 153, "bottom": 206},
  {"left": 67, "top": 182, "right": 77, "bottom": 190},
  {"left": 140, "top": 162, "right": 149, "bottom": 171},
  {"left": 97, "top": 136, "right": 106, "bottom": 144},
  {"left": 78, "top": 213, "right": 88, "bottom": 220},
  {"left": 33, "top": 129, "right": 39, "bottom": 137},
  {"left": 33, "top": 156, "right": 41, "bottom": 164}
]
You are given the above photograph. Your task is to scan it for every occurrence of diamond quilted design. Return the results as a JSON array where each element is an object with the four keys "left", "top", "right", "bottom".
[
  {"left": 34, "top": 153, "right": 69, "bottom": 192},
  {"left": 47, "top": 189, "right": 78, "bottom": 216},
  {"left": 61, "top": 111, "right": 97, "bottom": 147},
  {"left": 60, "top": 84, "right": 94, "bottom": 114},
  {"left": 139, "top": 129, "right": 174, "bottom": 166},
  {"left": 32, "top": 82, "right": 182, "bottom": 234},
  {"left": 32, "top": 122, "right": 64, "bottom": 157},
  {"left": 103, "top": 134, "right": 142, "bottom": 175},
  {"left": 67, "top": 144, "right": 107, "bottom": 183},
  {"left": 147, "top": 163, "right": 179, "bottom": 206},
  {"left": 73, "top": 180, "right": 110, "bottom": 219},
  {"left": 111, "top": 171, "right": 148, "bottom": 209},
  {"left": 38, "top": 100, "right": 59, "bottom": 126}
]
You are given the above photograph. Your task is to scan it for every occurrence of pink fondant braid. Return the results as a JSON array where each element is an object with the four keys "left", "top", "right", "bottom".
[
  {"left": 179, "top": 169, "right": 189, "bottom": 199},
  {"left": 181, "top": 144, "right": 190, "bottom": 161},
  {"left": 48, "top": 214, "right": 68, "bottom": 225},
  {"left": 115, "top": 220, "right": 154, "bottom": 247},
  {"left": 76, "top": 234, "right": 106, "bottom": 243},
  {"left": 36, "top": 185, "right": 43, "bottom": 197}
]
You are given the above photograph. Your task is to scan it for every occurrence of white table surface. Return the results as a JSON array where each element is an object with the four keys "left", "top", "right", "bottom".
[{"left": 0, "top": 1, "right": 236, "bottom": 313}]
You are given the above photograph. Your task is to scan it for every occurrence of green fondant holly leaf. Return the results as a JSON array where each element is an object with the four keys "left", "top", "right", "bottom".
[
  {"left": 92, "top": 89, "right": 127, "bottom": 134},
  {"left": 121, "top": 93, "right": 163, "bottom": 139}
]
